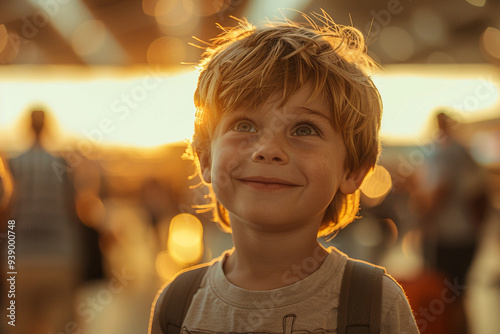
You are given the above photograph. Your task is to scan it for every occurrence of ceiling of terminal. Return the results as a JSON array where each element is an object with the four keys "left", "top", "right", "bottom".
[{"left": 1, "top": 0, "right": 499, "bottom": 68}]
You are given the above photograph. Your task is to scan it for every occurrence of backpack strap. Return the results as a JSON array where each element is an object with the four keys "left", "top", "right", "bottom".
[
  {"left": 159, "top": 265, "right": 209, "bottom": 334},
  {"left": 338, "top": 259, "right": 385, "bottom": 334},
  {"left": 158, "top": 258, "right": 384, "bottom": 334}
]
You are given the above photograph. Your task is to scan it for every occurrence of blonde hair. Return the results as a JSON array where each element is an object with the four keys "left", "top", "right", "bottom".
[{"left": 189, "top": 13, "right": 382, "bottom": 238}]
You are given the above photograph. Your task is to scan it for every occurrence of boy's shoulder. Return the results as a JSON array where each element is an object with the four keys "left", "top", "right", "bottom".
[
  {"left": 150, "top": 261, "right": 212, "bottom": 334},
  {"left": 150, "top": 249, "right": 418, "bottom": 333},
  {"left": 380, "top": 271, "right": 415, "bottom": 318}
]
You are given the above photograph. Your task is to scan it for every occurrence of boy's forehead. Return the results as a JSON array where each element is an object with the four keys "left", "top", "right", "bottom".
[{"left": 228, "top": 84, "right": 332, "bottom": 118}]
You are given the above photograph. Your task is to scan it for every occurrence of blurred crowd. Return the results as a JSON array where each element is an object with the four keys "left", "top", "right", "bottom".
[{"left": 0, "top": 107, "right": 499, "bottom": 334}]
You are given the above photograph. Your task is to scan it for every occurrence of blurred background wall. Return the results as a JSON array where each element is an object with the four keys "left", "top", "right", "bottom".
[{"left": 0, "top": 1, "right": 500, "bottom": 333}]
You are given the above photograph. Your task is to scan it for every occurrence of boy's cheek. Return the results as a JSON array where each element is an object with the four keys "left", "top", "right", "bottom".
[
  {"left": 212, "top": 174, "right": 232, "bottom": 193},
  {"left": 211, "top": 161, "right": 238, "bottom": 190}
]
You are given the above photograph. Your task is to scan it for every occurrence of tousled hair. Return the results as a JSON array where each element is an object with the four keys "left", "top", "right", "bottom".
[{"left": 188, "top": 12, "right": 383, "bottom": 238}]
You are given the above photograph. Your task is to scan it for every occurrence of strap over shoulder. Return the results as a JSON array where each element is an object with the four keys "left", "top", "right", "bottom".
[
  {"left": 157, "top": 258, "right": 385, "bottom": 334},
  {"left": 159, "top": 264, "right": 209, "bottom": 334},
  {"left": 338, "top": 259, "right": 386, "bottom": 334}
]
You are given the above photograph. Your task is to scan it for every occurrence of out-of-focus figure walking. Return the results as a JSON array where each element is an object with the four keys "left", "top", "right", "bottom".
[
  {"left": 415, "top": 110, "right": 489, "bottom": 334},
  {"left": 6, "top": 108, "right": 83, "bottom": 334},
  {"left": 465, "top": 207, "right": 500, "bottom": 334}
]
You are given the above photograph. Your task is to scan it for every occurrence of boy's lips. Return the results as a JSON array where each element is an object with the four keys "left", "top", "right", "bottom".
[{"left": 237, "top": 176, "right": 301, "bottom": 190}]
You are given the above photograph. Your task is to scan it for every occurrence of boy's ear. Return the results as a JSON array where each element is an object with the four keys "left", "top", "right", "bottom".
[
  {"left": 339, "top": 164, "right": 371, "bottom": 195},
  {"left": 197, "top": 150, "right": 212, "bottom": 184}
]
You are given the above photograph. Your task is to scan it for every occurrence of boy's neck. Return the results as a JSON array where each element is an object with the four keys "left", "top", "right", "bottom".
[{"left": 223, "top": 220, "right": 329, "bottom": 290}]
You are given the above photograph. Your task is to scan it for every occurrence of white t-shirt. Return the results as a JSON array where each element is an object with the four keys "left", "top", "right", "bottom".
[{"left": 150, "top": 247, "right": 419, "bottom": 334}]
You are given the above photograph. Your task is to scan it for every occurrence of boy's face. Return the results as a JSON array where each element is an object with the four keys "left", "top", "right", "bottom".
[{"left": 199, "top": 85, "right": 363, "bottom": 232}]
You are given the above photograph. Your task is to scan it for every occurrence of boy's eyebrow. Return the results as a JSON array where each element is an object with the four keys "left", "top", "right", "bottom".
[{"left": 298, "top": 107, "right": 334, "bottom": 123}]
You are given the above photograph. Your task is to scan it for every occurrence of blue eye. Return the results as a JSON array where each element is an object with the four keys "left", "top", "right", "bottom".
[
  {"left": 233, "top": 121, "right": 256, "bottom": 133},
  {"left": 293, "top": 125, "right": 318, "bottom": 136}
]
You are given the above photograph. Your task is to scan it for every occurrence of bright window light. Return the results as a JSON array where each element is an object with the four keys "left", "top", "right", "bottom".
[{"left": 0, "top": 68, "right": 198, "bottom": 151}]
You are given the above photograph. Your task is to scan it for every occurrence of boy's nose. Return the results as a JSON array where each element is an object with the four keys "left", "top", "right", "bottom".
[{"left": 251, "top": 130, "right": 289, "bottom": 164}]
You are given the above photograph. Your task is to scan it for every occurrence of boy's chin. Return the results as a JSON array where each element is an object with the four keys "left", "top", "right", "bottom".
[{"left": 228, "top": 211, "right": 316, "bottom": 234}]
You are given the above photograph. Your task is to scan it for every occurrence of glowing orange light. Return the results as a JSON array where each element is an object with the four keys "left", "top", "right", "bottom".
[
  {"left": 401, "top": 230, "right": 422, "bottom": 258},
  {"left": 167, "top": 213, "right": 204, "bottom": 265},
  {"left": 142, "top": 0, "right": 158, "bottom": 16},
  {"left": 155, "top": 250, "right": 182, "bottom": 281},
  {"left": 360, "top": 165, "right": 392, "bottom": 200},
  {"left": 75, "top": 191, "right": 106, "bottom": 228},
  {"left": 0, "top": 157, "right": 13, "bottom": 210},
  {"left": 0, "top": 25, "right": 8, "bottom": 53},
  {"left": 465, "top": 0, "right": 486, "bottom": 7},
  {"left": 192, "top": 0, "right": 228, "bottom": 17},
  {"left": 481, "top": 27, "right": 500, "bottom": 60},
  {"left": 155, "top": 0, "right": 194, "bottom": 27},
  {"left": 147, "top": 36, "right": 186, "bottom": 66}
]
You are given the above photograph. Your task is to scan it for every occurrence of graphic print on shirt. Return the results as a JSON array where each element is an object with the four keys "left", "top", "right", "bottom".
[{"left": 182, "top": 314, "right": 336, "bottom": 334}]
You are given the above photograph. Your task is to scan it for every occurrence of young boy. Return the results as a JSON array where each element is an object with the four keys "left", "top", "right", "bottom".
[{"left": 150, "top": 13, "right": 419, "bottom": 334}]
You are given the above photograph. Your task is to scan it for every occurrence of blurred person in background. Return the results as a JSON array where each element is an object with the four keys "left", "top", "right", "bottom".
[
  {"left": 5, "top": 107, "right": 84, "bottom": 334},
  {"left": 465, "top": 207, "right": 500, "bottom": 334},
  {"left": 415, "top": 110, "right": 490, "bottom": 334}
]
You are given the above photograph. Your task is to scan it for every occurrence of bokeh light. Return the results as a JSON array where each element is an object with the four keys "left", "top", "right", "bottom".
[
  {"left": 147, "top": 36, "right": 187, "bottom": 66},
  {"left": 142, "top": 0, "right": 158, "bottom": 16},
  {"left": 352, "top": 217, "right": 384, "bottom": 247},
  {"left": 360, "top": 165, "right": 392, "bottom": 200},
  {"left": 167, "top": 213, "right": 204, "bottom": 265},
  {"left": 155, "top": 250, "right": 182, "bottom": 281},
  {"left": 71, "top": 20, "right": 107, "bottom": 57},
  {"left": 0, "top": 26, "right": 20, "bottom": 64},
  {"left": 379, "top": 27, "right": 415, "bottom": 61},
  {"left": 2, "top": 2, "right": 499, "bottom": 333},
  {"left": 155, "top": 0, "right": 195, "bottom": 27},
  {"left": 465, "top": 0, "right": 487, "bottom": 7},
  {"left": 470, "top": 131, "right": 500, "bottom": 164},
  {"left": 0, "top": 25, "right": 8, "bottom": 54},
  {"left": 411, "top": 8, "right": 447, "bottom": 45},
  {"left": 192, "top": 0, "right": 228, "bottom": 17},
  {"left": 75, "top": 191, "right": 106, "bottom": 228},
  {"left": 481, "top": 27, "right": 500, "bottom": 61}
]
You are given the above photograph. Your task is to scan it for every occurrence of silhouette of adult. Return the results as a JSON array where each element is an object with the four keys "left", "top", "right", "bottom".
[
  {"left": 7, "top": 108, "right": 82, "bottom": 334},
  {"left": 419, "top": 112, "right": 486, "bottom": 283},
  {"left": 416, "top": 111, "right": 488, "bottom": 334}
]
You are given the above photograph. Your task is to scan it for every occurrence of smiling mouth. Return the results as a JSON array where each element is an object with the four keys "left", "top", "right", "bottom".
[{"left": 238, "top": 177, "right": 300, "bottom": 191}]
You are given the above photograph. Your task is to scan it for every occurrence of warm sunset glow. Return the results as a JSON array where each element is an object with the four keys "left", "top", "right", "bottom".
[
  {"left": 373, "top": 65, "right": 500, "bottom": 143},
  {"left": 0, "top": 67, "right": 198, "bottom": 151},
  {"left": 0, "top": 65, "right": 498, "bottom": 151}
]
